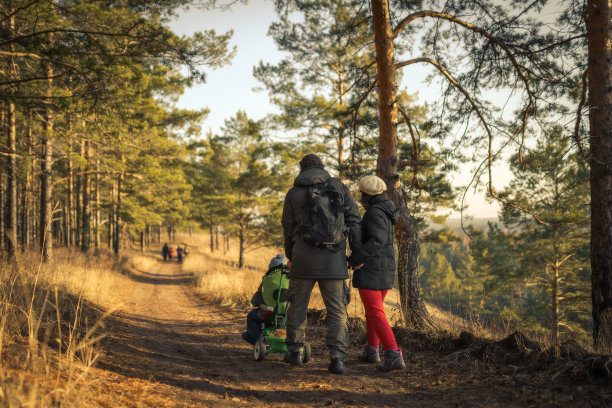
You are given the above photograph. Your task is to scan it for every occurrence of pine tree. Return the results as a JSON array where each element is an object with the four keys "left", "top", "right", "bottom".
[
  {"left": 255, "top": 0, "right": 378, "bottom": 178},
  {"left": 498, "top": 127, "right": 590, "bottom": 343}
]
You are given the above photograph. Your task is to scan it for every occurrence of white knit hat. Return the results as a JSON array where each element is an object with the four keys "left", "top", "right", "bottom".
[{"left": 358, "top": 175, "right": 387, "bottom": 195}]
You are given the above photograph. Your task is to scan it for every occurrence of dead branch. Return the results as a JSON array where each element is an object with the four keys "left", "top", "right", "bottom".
[
  {"left": 395, "top": 57, "right": 549, "bottom": 228},
  {"left": 392, "top": 10, "right": 535, "bottom": 158}
]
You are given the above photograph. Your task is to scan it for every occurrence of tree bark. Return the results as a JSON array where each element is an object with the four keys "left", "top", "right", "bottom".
[
  {"left": 24, "top": 111, "right": 32, "bottom": 250},
  {"left": 215, "top": 227, "right": 219, "bottom": 250},
  {"left": 108, "top": 209, "right": 113, "bottom": 249},
  {"left": 210, "top": 223, "right": 214, "bottom": 253},
  {"left": 81, "top": 139, "right": 91, "bottom": 251},
  {"left": 113, "top": 175, "right": 122, "bottom": 256},
  {"left": 67, "top": 140, "right": 73, "bottom": 246},
  {"left": 551, "top": 263, "right": 559, "bottom": 344},
  {"left": 5, "top": 101, "right": 17, "bottom": 262},
  {"left": 586, "top": 0, "right": 612, "bottom": 351},
  {"left": 75, "top": 141, "right": 83, "bottom": 247},
  {"left": 238, "top": 227, "right": 245, "bottom": 269},
  {"left": 0, "top": 172, "right": 5, "bottom": 252},
  {"left": 21, "top": 112, "right": 31, "bottom": 251},
  {"left": 94, "top": 160, "right": 100, "bottom": 248},
  {"left": 40, "top": 61, "right": 53, "bottom": 262},
  {"left": 4, "top": 12, "right": 16, "bottom": 260},
  {"left": 371, "top": 0, "right": 431, "bottom": 329}
]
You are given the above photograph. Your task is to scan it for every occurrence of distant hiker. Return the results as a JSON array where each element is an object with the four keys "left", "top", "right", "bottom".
[
  {"left": 281, "top": 154, "right": 363, "bottom": 374},
  {"left": 183, "top": 245, "right": 189, "bottom": 257},
  {"left": 168, "top": 247, "right": 174, "bottom": 260},
  {"left": 177, "top": 246, "right": 183, "bottom": 263},
  {"left": 352, "top": 175, "right": 405, "bottom": 372},
  {"left": 242, "top": 254, "right": 287, "bottom": 345},
  {"left": 162, "top": 243, "right": 170, "bottom": 261}
]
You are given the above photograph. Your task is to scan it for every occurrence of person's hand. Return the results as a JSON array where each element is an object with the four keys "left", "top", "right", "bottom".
[
  {"left": 353, "top": 263, "right": 364, "bottom": 270},
  {"left": 287, "top": 260, "right": 292, "bottom": 269}
]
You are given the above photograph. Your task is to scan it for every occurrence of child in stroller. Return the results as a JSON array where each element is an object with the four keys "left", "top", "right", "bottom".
[{"left": 241, "top": 254, "right": 311, "bottom": 362}]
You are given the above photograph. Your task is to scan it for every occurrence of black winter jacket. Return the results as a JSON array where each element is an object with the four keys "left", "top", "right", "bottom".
[
  {"left": 352, "top": 194, "right": 400, "bottom": 290},
  {"left": 281, "top": 167, "right": 363, "bottom": 280}
]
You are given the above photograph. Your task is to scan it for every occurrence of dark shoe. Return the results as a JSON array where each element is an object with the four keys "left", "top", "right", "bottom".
[
  {"left": 358, "top": 345, "right": 380, "bottom": 363},
  {"left": 376, "top": 349, "right": 406, "bottom": 372},
  {"left": 328, "top": 358, "right": 344, "bottom": 374},
  {"left": 242, "top": 332, "right": 255, "bottom": 345},
  {"left": 285, "top": 350, "right": 303, "bottom": 366}
]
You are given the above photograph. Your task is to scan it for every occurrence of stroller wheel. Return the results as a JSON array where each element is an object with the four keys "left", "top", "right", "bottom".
[
  {"left": 303, "top": 341, "right": 312, "bottom": 363},
  {"left": 253, "top": 340, "right": 266, "bottom": 361}
]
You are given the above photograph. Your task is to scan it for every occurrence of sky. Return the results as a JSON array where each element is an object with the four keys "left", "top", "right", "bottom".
[{"left": 167, "top": 1, "right": 506, "bottom": 219}]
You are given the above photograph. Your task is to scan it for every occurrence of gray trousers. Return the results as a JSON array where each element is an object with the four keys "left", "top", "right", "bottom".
[{"left": 286, "top": 278, "right": 349, "bottom": 360}]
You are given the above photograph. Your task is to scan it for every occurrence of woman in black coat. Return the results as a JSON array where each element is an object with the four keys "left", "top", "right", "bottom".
[{"left": 352, "top": 175, "right": 405, "bottom": 372}]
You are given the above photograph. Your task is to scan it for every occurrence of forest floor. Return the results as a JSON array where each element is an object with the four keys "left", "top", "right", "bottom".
[{"left": 71, "top": 250, "right": 612, "bottom": 408}]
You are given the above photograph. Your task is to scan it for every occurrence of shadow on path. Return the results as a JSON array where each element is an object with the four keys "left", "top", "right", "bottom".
[{"left": 97, "top": 260, "right": 429, "bottom": 407}]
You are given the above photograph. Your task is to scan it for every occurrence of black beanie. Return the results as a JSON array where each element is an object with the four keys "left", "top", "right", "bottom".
[{"left": 299, "top": 154, "right": 324, "bottom": 171}]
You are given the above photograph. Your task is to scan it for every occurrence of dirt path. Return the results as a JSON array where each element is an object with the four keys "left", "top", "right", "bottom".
[{"left": 83, "top": 254, "right": 610, "bottom": 408}]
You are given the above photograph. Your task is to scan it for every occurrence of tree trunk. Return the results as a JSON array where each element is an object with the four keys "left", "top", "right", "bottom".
[
  {"left": 238, "top": 227, "right": 245, "bottom": 268},
  {"left": 140, "top": 230, "right": 144, "bottom": 253},
  {"left": 75, "top": 141, "right": 83, "bottom": 247},
  {"left": 0, "top": 173, "right": 4, "bottom": 252},
  {"left": 146, "top": 224, "right": 150, "bottom": 249},
  {"left": 215, "top": 227, "right": 219, "bottom": 250},
  {"left": 371, "top": 0, "right": 431, "bottom": 329},
  {"left": 551, "top": 263, "right": 559, "bottom": 344},
  {"left": 210, "top": 223, "right": 214, "bottom": 253},
  {"left": 5, "top": 101, "right": 17, "bottom": 262},
  {"left": 587, "top": 0, "right": 612, "bottom": 351},
  {"left": 24, "top": 111, "right": 33, "bottom": 250},
  {"left": 81, "top": 140, "right": 91, "bottom": 251},
  {"left": 66, "top": 141, "right": 73, "bottom": 246},
  {"left": 40, "top": 60, "right": 54, "bottom": 262},
  {"left": 158, "top": 223, "right": 161, "bottom": 243},
  {"left": 95, "top": 160, "right": 100, "bottom": 248},
  {"left": 113, "top": 176, "right": 122, "bottom": 256},
  {"left": 4, "top": 13, "right": 16, "bottom": 260},
  {"left": 108, "top": 209, "right": 113, "bottom": 249}
]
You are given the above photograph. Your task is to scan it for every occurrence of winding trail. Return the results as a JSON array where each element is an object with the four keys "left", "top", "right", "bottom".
[{"left": 81, "top": 252, "right": 601, "bottom": 407}]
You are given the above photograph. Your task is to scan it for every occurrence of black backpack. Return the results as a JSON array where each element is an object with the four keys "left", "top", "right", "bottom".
[{"left": 300, "top": 178, "right": 345, "bottom": 251}]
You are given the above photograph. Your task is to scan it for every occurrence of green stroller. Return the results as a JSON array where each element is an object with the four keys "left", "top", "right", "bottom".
[{"left": 252, "top": 264, "right": 311, "bottom": 363}]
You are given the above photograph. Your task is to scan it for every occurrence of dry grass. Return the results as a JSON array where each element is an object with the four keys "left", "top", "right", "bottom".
[{"left": 0, "top": 248, "right": 130, "bottom": 407}]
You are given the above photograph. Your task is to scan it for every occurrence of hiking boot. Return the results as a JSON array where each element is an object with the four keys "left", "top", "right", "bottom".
[
  {"left": 285, "top": 350, "right": 303, "bottom": 366},
  {"left": 376, "top": 349, "right": 406, "bottom": 372},
  {"left": 358, "top": 345, "right": 380, "bottom": 363},
  {"left": 328, "top": 358, "right": 344, "bottom": 374}
]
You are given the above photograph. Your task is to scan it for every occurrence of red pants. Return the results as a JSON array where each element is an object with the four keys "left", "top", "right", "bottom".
[{"left": 358, "top": 289, "right": 398, "bottom": 351}]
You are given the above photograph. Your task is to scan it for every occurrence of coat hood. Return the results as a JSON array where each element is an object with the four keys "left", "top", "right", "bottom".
[
  {"left": 369, "top": 194, "right": 400, "bottom": 225},
  {"left": 293, "top": 166, "right": 331, "bottom": 186}
]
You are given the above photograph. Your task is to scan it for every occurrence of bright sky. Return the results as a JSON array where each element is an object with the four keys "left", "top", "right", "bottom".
[{"left": 168, "top": 1, "right": 506, "bottom": 219}]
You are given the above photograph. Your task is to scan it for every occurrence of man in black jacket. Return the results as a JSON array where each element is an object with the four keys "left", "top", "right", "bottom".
[{"left": 281, "top": 154, "right": 363, "bottom": 374}]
